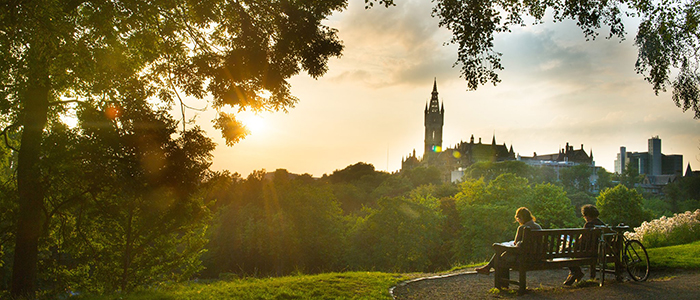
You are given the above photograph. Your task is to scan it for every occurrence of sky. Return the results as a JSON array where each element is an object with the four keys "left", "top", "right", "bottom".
[{"left": 183, "top": 0, "right": 700, "bottom": 177}]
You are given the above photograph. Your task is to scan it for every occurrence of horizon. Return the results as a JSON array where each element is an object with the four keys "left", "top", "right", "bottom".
[{"left": 180, "top": 0, "right": 699, "bottom": 178}]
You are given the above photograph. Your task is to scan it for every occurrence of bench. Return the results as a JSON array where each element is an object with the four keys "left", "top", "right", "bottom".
[{"left": 492, "top": 227, "right": 602, "bottom": 294}]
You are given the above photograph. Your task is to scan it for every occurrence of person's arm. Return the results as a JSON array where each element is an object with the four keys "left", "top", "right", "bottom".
[{"left": 514, "top": 225, "right": 525, "bottom": 246}]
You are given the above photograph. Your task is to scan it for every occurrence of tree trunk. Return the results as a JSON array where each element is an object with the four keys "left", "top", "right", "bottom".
[{"left": 11, "top": 57, "right": 50, "bottom": 299}]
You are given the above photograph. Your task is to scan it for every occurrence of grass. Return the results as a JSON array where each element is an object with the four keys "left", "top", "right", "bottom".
[
  {"left": 76, "top": 272, "right": 408, "bottom": 300},
  {"left": 647, "top": 240, "right": 700, "bottom": 269},
  {"left": 75, "top": 241, "right": 700, "bottom": 300}
]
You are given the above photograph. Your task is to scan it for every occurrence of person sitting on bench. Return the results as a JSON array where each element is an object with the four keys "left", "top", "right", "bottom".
[
  {"left": 475, "top": 207, "right": 542, "bottom": 275},
  {"left": 563, "top": 204, "right": 606, "bottom": 285}
]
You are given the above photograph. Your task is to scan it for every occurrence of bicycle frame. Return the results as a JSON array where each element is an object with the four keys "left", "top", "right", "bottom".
[{"left": 597, "top": 225, "right": 627, "bottom": 286}]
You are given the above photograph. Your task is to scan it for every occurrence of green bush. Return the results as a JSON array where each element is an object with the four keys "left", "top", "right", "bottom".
[{"left": 597, "top": 184, "right": 652, "bottom": 227}]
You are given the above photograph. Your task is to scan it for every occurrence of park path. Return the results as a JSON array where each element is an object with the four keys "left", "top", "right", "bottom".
[{"left": 391, "top": 267, "right": 700, "bottom": 300}]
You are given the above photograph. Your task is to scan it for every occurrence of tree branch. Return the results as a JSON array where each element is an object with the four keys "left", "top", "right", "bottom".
[
  {"left": 48, "top": 99, "right": 86, "bottom": 107},
  {"left": 2, "top": 122, "right": 19, "bottom": 152}
]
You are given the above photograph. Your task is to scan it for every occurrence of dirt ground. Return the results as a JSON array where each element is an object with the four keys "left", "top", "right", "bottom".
[{"left": 391, "top": 267, "right": 700, "bottom": 300}]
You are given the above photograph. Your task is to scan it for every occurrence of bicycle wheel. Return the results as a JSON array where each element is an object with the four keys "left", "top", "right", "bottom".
[{"left": 623, "top": 239, "right": 649, "bottom": 281}]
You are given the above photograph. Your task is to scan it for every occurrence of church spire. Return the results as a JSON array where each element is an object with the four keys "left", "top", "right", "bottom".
[
  {"left": 424, "top": 78, "right": 444, "bottom": 158},
  {"left": 428, "top": 78, "right": 440, "bottom": 113}
]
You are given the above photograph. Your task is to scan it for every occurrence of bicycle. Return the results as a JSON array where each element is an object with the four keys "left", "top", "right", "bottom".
[{"left": 596, "top": 224, "right": 650, "bottom": 286}]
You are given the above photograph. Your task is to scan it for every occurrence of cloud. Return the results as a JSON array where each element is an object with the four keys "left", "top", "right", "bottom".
[{"left": 326, "top": 0, "right": 459, "bottom": 87}]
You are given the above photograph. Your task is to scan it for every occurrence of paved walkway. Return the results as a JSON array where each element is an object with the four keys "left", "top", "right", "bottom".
[{"left": 391, "top": 268, "right": 700, "bottom": 299}]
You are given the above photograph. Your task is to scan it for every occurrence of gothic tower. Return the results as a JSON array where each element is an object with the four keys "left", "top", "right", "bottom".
[{"left": 424, "top": 78, "right": 444, "bottom": 158}]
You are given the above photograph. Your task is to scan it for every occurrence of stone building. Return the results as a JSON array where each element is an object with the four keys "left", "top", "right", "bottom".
[{"left": 401, "top": 79, "right": 515, "bottom": 182}]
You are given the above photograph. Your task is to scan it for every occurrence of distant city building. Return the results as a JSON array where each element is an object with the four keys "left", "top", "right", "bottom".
[
  {"left": 615, "top": 146, "right": 627, "bottom": 174},
  {"left": 518, "top": 142, "right": 594, "bottom": 166},
  {"left": 614, "top": 136, "right": 684, "bottom": 194},
  {"left": 614, "top": 136, "right": 683, "bottom": 176},
  {"left": 517, "top": 143, "right": 598, "bottom": 191}
]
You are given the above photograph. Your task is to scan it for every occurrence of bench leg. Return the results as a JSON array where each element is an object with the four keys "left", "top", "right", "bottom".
[
  {"left": 518, "top": 267, "right": 526, "bottom": 294},
  {"left": 493, "top": 252, "right": 508, "bottom": 289},
  {"left": 495, "top": 266, "right": 509, "bottom": 289}
]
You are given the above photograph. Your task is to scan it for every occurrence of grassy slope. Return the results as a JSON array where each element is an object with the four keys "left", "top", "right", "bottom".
[
  {"left": 78, "top": 272, "right": 407, "bottom": 300},
  {"left": 78, "top": 241, "right": 700, "bottom": 300},
  {"left": 647, "top": 240, "right": 700, "bottom": 269}
]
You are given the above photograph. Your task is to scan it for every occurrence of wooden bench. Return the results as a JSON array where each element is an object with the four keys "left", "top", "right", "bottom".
[{"left": 492, "top": 227, "right": 602, "bottom": 294}]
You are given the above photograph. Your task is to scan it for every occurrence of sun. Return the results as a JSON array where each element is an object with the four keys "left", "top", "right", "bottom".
[{"left": 241, "top": 114, "right": 266, "bottom": 135}]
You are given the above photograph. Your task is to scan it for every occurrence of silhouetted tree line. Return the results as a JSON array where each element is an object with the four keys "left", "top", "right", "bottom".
[{"left": 199, "top": 161, "right": 700, "bottom": 279}]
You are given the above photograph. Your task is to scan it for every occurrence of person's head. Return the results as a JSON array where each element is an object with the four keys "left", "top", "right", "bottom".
[
  {"left": 581, "top": 204, "right": 599, "bottom": 221},
  {"left": 515, "top": 207, "right": 535, "bottom": 225}
]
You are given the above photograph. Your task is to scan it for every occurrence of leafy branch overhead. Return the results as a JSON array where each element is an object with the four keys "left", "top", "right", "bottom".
[
  {"left": 367, "top": 0, "right": 700, "bottom": 118},
  {"left": 1, "top": 0, "right": 346, "bottom": 145}
]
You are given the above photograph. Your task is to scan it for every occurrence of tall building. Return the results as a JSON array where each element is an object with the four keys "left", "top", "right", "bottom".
[
  {"left": 649, "top": 136, "right": 662, "bottom": 176},
  {"left": 424, "top": 79, "right": 444, "bottom": 160},
  {"left": 615, "top": 146, "right": 627, "bottom": 174},
  {"left": 614, "top": 136, "right": 683, "bottom": 176}
]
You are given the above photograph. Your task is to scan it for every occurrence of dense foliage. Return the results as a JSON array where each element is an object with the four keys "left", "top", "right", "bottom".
[{"left": 1, "top": 102, "right": 215, "bottom": 297}]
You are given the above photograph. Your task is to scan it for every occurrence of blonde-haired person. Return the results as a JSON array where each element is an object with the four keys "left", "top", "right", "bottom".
[{"left": 475, "top": 207, "right": 542, "bottom": 275}]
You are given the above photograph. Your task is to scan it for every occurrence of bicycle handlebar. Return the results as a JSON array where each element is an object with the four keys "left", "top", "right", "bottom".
[{"left": 593, "top": 224, "right": 630, "bottom": 232}]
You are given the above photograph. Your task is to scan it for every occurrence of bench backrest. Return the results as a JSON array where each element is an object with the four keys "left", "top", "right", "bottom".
[{"left": 520, "top": 228, "right": 601, "bottom": 260}]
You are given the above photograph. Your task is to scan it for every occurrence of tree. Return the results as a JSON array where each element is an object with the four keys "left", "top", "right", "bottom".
[
  {"left": 463, "top": 161, "right": 534, "bottom": 183},
  {"left": 205, "top": 169, "right": 346, "bottom": 277},
  {"left": 596, "top": 184, "right": 651, "bottom": 227},
  {"left": 527, "top": 183, "right": 577, "bottom": 228},
  {"left": 663, "top": 175, "right": 700, "bottom": 212},
  {"left": 401, "top": 166, "right": 443, "bottom": 187},
  {"left": 619, "top": 162, "right": 644, "bottom": 188},
  {"left": 595, "top": 167, "right": 615, "bottom": 191},
  {"left": 560, "top": 165, "right": 592, "bottom": 193},
  {"left": 2, "top": 1, "right": 346, "bottom": 297},
  {"left": 0, "top": 132, "right": 17, "bottom": 291},
  {"left": 453, "top": 174, "right": 531, "bottom": 262},
  {"left": 18, "top": 100, "right": 215, "bottom": 295},
  {"left": 568, "top": 191, "right": 597, "bottom": 216},
  {"left": 348, "top": 196, "right": 443, "bottom": 272},
  {"left": 368, "top": 0, "right": 700, "bottom": 118}
]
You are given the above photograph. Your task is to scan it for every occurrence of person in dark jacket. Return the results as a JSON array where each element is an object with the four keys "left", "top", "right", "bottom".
[
  {"left": 475, "top": 207, "right": 542, "bottom": 275},
  {"left": 563, "top": 204, "right": 606, "bottom": 285}
]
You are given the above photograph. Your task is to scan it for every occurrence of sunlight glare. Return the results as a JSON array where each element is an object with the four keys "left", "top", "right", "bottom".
[
  {"left": 240, "top": 113, "right": 266, "bottom": 135},
  {"left": 60, "top": 115, "right": 79, "bottom": 128}
]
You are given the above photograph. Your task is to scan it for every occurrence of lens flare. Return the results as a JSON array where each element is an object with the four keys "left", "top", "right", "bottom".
[{"left": 105, "top": 104, "right": 122, "bottom": 120}]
